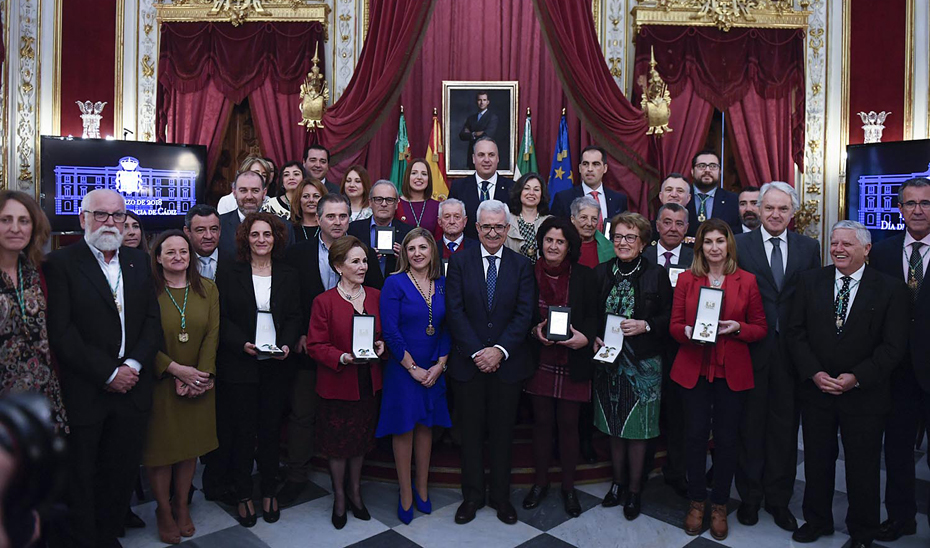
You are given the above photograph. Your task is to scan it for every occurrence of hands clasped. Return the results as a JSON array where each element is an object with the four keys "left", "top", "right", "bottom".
[{"left": 813, "top": 371, "right": 858, "bottom": 395}]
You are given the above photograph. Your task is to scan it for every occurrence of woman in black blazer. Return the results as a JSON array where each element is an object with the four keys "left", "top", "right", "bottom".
[
  {"left": 593, "top": 212, "right": 673, "bottom": 520},
  {"left": 212, "top": 212, "right": 301, "bottom": 528},
  {"left": 524, "top": 217, "right": 598, "bottom": 517}
]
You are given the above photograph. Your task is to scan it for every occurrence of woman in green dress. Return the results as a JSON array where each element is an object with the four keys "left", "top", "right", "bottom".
[
  {"left": 593, "top": 212, "right": 672, "bottom": 520},
  {"left": 143, "top": 230, "right": 219, "bottom": 544}
]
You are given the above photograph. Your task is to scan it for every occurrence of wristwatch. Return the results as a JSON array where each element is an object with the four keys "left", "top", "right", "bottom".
[{"left": 644, "top": 322, "right": 651, "bottom": 333}]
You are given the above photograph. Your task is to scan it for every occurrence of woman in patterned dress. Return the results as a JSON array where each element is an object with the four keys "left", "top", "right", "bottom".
[
  {"left": 396, "top": 159, "right": 442, "bottom": 241},
  {"left": 593, "top": 212, "right": 672, "bottom": 520},
  {"left": 0, "top": 191, "right": 67, "bottom": 431},
  {"left": 505, "top": 173, "right": 551, "bottom": 264}
]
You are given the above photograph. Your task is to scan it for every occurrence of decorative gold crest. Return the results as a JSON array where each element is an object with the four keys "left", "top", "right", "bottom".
[
  {"left": 299, "top": 43, "right": 329, "bottom": 130},
  {"left": 640, "top": 46, "right": 672, "bottom": 137}
]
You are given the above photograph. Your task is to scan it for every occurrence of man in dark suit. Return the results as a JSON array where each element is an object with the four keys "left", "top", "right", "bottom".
[
  {"left": 303, "top": 144, "right": 341, "bottom": 194},
  {"left": 450, "top": 137, "right": 514, "bottom": 240},
  {"left": 438, "top": 197, "right": 479, "bottom": 258},
  {"left": 218, "top": 170, "right": 294, "bottom": 264},
  {"left": 347, "top": 179, "right": 413, "bottom": 288},
  {"left": 275, "top": 192, "right": 351, "bottom": 505},
  {"left": 458, "top": 91, "right": 500, "bottom": 169},
  {"left": 685, "top": 150, "right": 741, "bottom": 234},
  {"left": 44, "top": 189, "right": 162, "bottom": 548},
  {"left": 733, "top": 182, "right": 821, "bottom": 532},
  {"left": 550, "top": 145, "right": 628, "bottom": 225},
  {"left": 184, "top": 204, "right": 221, "bottom": 281},
  {"left": 738, "top": 186, "right": 762, "bottom": 234},
  {"left": 871, "top": 177, "right": 930, "bottom": 541},
  {"left": 446, "top": 199, "right": 535, "bottom": 525},
  {"left": 787, "top": 220, "right": 909, "bottom": 548},
  {"left": 645, "top": 203, "right": 693, "bottom": 268}
]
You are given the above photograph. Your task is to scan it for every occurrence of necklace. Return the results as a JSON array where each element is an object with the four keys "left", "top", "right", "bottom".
[
  {"left": 519, "top": 210, "right": 538, "bottom": 224},
  {"left": 106, "top": 265, "right": 123, "bottom": 313},
  {"left": 408, "top": 270, "right": 435, "bottom": 336},
  {"left": 301, "top": 225, "right": 320, "bottom": 240},
  {"left": 12, "top": 259, "right": 26, "bottom": 319},
  {"left": 407, "top": 200, "right": 428, "bottom": 227},
  {"left": 338, "top": 282, "right": 364, "bottom": 301},
  {"left": 615, "top": 257, "right": 643, "bottom": 278},
  {"left": 905, "top": 243, "right": 929, "bottom": 290},
  {"left": 709, "top": 273, "right": 725, "bottom": 288},
  {"left": 164, "top": 283, "right": 190, "bottom": 343}
]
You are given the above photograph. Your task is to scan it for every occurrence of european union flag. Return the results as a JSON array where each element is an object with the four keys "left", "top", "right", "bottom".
[{"left": 547, "top": 114, "right": 573, "bottom": 206}]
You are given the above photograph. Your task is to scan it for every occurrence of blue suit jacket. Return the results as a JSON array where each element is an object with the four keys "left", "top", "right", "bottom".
[
  {"left": 550, "top": 184, "right": 627, "bottom": 220},
  {"left": 445, "top": 244, "right": 536, "bottom": 383}
]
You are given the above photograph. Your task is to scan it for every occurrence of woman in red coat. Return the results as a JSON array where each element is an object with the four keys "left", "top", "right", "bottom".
[
  {"left": 307, "top": 235, "right": 385, "bottom": 530},
  {"left": 669, "top": 218, "right": 767, "bottom": 541}
]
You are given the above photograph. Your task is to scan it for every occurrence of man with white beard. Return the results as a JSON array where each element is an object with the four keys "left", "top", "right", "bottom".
[{"left": 45, "top": 189, "right": 162, "bottom": 548}]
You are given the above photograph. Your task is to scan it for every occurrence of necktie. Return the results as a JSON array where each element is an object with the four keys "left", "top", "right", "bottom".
[
  {"left": 591, "top": 190, "right": 604, "bottom": 232},
  {"left": 908, "top": 242, "right": 924, "bottom": 301},
  {"left": 486, "top": 255, "right": 498, "bottom": 310},
  {"left": 834, "top": 275, "right": 852, "bottom": 334},
  {"left": 200, "top": 256, "right": 214, "bottom": 280},
  {"left": 697, "top": 193, "right": 710, "bottom": 221},
  {"left": 477, "top": 111, "right": 484, "bottom": 122},
  {"left": 662, "top": 251, "right": 673, "bottom": 268},
  {"left": 448, "top": 241, "right": 457, "bottom": 253},
  {"left": 480, "top": 181, "right": 490, "bottom": 202},
  {"left": 770, "top": 237, "right": 785, "bottom": 291}
]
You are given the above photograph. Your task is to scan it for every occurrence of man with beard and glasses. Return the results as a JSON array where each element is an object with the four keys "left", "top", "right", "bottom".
[
  {"left": 685, "top": 150, "right": 741, "bottom": 233},
  {"left": 738, "top": 187, "right": 762, "bottom": 233},
  {"left": 45, "top": 189, "right": 162, "bottom": 548},
  {"left": 218, "top": 170, "right": 294, "bottom": 263}
]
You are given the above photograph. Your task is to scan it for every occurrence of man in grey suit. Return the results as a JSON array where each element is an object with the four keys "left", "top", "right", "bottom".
[{"left": 733, "top": 181, "right": 821, "bottom": 532}]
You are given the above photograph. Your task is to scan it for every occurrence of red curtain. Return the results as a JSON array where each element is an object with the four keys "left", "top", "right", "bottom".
[
  {"left": 160, "top": 80, "right": 232, "bottom": 183},
  {"left": 651, "top": 78, "right": 715, "bottom": 180},
  {"left": 249, "top": 79, "right": 307, "bottom": 172},
  {"left": 726, "top": 85, "right": 796, "bottom": 187}
]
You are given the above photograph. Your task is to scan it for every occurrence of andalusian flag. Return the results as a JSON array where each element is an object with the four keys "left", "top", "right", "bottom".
[
  {"left": 389, "top": 109, "right": 410, "bottom": 193},
  {"left": 547, "top": 113, "right": 573, "bottom": 206},
  {"left": 426, "top": 111, "right": 449, "bottom": 200},
  {"left": 513, "top": 110, "right": 538, "bottom": 180}
]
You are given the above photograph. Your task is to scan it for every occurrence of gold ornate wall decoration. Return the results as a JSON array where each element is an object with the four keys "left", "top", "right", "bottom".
[
  {"left": 156, "top": 0, "right": 330, "bottom": 38},
  {"left": 601, "top": 0, "right": 626, "bottom": 90},
  {"left": 633, "top": 0, "right": 810, "bottom": 32},
  {"left": 13, "top": 0, "right": 40, "bottom": 191},
  {"left": 640, "top": 46, "right": 672, "bottom": 136},
  {"left": 0, "top": 0, "right": 7, "bottom": 186},
  {"left": 802, "top": 0, "right": 827, "bottom": 240},
  {"left": 138, "top": 0, "right": 158, "bottom": 142},
  {"left": 333, "top": 0, "right": 355, "bottom": 100},
  {"left": 298, "top": 43, "right": 328, "bottom": 129},
  {"left": 793, "top": 198, "right": 822, "bottom": 234}
]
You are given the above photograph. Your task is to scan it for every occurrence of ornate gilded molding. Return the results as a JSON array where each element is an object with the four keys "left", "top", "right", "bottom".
[
  {"left": 137, "top": 0, "right": 157, "bottom": 141},
  {"left": 155, "top": 0, "right": 330, "bottom": 37},
  {"left": 801, "top": 0, "right": 826, "bottom": 240},
  {"left": 11, "top": 0, "right": 40, "bottom": 192},
  {"left": 904, "top": 0, "right": 914, "bottom": 140},
  {"left": 1, "top": 0, "right": 8, "bottom": 187},
  {"left": 633, "top": 0, "right": 810, "bottom": 32},
  {"left": 602, "top": 0, "right": 626, "bottom": 89},
  {"left": 333, "top": 0, "right": 355, "bottom": 100}
]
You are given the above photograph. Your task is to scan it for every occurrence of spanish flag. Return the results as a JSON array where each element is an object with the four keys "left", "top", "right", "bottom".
[{"left": 426, "top": 111, "right": 449, "bottom": 200}]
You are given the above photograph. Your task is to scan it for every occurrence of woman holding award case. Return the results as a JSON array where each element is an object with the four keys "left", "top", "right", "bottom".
[
  {"left": 307, "top": 235, "right": 385, "bottom": 530},
  {"left": 669, "top": 218, "right": 767, "bottom": 541},
  {"left": 376, "top": 228, "right": 452, "bottom": 524},
  {"left": 213, "top": 212, "right": 301, "bottom": 528},
  {"left": 591, "top": 212, "right": 673, "bottom": 521},
  {"left": 524, "top": 217, "right": 598, "bottom": 517}
]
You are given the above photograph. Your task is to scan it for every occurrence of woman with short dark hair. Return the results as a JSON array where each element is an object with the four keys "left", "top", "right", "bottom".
[{"left": 505, "top": 173, "right": 550, "bottom": 263}]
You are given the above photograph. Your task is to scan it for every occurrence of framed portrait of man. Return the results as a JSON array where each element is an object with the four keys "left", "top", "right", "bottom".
[{"left": 442, "top": 81, "right": 518, "bottom": 177}]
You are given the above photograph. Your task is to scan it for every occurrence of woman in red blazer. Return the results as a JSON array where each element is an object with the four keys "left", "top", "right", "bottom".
[
  {"left": 307, "top": 236, "right": 385, "bottom": 530},
  {"left": 669, "top": 219, "right": 767, "bottom": 541}
]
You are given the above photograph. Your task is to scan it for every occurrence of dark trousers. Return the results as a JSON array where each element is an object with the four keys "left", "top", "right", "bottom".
[
  {"left": 682, "top": 377, "right": 746, "bottom": 505},
  {"left": 660, "top": 360, "right": 687, "bottom": 484},
  {"left": 284, "top": 366, "right": 319, "bottom": 482},
  {"left": 60, "top": 395, "right": 148, "bottom": 548},
  {"left": 883, "top": 362, "right": 930, "bottom": 522},
  {"left": 452, "top": 373, "right": 522, "bottom": 504},
  {"left": 800, "top": 402, "right": 885, "bottom": 543},
  {"left": 735, "top": 344, "right": 800, "bottom": 508},
  {"left": 212, "top": 368, "right": 293, "bottom": 500}
]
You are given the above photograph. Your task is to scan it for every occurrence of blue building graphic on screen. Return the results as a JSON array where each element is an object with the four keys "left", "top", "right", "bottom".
[
  {"left": 856, "top": 164, "right": 930, "bottom": 231},
  {"left": 54, "top": 156, "right": 197, "bottom": 217}
]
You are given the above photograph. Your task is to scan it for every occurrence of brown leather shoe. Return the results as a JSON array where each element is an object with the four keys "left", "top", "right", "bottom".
[
  {"left": 710, "top": 503, "right": 728, "bottom": 540},
  {"left": 684, "top": 500, "right": 705, "bottom": 535}
]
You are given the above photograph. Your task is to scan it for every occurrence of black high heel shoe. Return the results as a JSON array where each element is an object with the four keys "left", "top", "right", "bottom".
[
  {"left": 263, "top": 496, "right": 280, "bottom": 524},
  {"left": 347, "top": 497, "right": 371, "bottom": 521},
  {"left": 332, "top": 501, "right": 347, "bottom": 529},
  {"left": 623, "top": 491, "right": 642, "bottom": 520},
  {"left": 237, "top": 499, "right": 257, "bottom": 528}
]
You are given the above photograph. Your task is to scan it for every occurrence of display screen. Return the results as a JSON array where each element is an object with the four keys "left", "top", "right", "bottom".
[
  {"left": 40, "top": 136, "right": 207, "bottom": 232},
  {"left": 846, "top": 139, "right": 930, "bottom": 243}
]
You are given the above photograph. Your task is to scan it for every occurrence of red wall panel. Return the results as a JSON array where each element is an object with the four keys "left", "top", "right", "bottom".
[
  {"left": 59, "top": 0, "right": 117, "bottom": 138},
  {"left": 848, "top": 0, "right": 907, "bottom": 144}
]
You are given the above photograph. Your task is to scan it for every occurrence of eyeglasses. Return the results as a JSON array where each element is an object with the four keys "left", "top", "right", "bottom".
[
  {"left": 611, "top": 233, "right": 640, "bottom": 243},
  {"left": 478, "top": 224, "right": 507, "bottom": 233},
  {"left": 900, "top": 200, "right": 930, "bottom": 211},
  {"left": 694, "top": 163, "right": 720, "bottom": 171},
  {"left": 371, "top": 196, "right": 398, "bottom": 205},
  {"left": 89, "top": 210, "right": 128, "bottom": 223}
]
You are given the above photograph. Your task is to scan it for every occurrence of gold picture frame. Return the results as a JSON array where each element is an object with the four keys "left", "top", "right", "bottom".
[{"left": 442, "top": 80, "right": 519, "bottom": 177}]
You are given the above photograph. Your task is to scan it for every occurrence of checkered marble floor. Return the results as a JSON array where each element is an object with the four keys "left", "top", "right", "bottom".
[{"left": 122, "top": 436, "right": 930, "bottom": 548}]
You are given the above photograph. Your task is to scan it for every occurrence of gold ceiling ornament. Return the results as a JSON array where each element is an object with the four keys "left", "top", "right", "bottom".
[
  {"left": 633, "top": 0, "right": 810, "bottom": 32},
  {"left": 640, "top": 46, "right": 672, "bottom": 137},
  {"left": 298, "top": 43, "right": 328, "bottom": 130},
  {"left": 155, "top": 0, "right": 329, "bottom": 36}
]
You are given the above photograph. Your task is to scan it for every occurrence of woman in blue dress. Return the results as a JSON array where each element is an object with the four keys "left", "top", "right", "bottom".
[{"left": 377, "top": 227, "right": 452, "bottom": 524}]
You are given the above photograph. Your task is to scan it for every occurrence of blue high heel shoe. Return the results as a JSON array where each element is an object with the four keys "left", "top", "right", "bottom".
[
  {"left": 412, "top": 482, "right": 432, "bottom": 514},
  {"left": 398, "top": 493, "right": 414, "bottom": 525}
]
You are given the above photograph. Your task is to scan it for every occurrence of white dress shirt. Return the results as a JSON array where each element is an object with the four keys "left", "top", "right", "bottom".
[
  {"left": 902, "top": 231, "right": 930, "bottom": 282},
  {"left": 741, "top": 224, "right": 753, "bottom": 233},
  {"left": 476, "top": 245, "right": 509, "bottom": 360},
  {"left": 761, "top": 226, "right": 789, "bottom": 273},
  {"left": 87, "top": 242, "right": 142, "bottom": 384},
  {"left": 656, "top": 241, "right": 682, "bottom": 266},
  {"left": 582, "top": 182, "right": 609, "bottom": 223},
  {"left": 476, "top": 172, "right": 500, "bottom": 201},
  {"left": 443, "top": 234, "right": 465, "bottom": 251},
  {"left": 834, "top": 263, "right": 865, "bottom": 322}
]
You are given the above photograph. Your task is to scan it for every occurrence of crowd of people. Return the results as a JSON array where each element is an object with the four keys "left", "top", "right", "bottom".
[{"left": 0, "top": 137, "right": 927, "bottom": 548}]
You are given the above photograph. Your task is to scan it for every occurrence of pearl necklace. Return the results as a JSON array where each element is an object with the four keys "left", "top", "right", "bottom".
[{"left": 337, "top": 282, "right": 364, "bottom": 301}]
